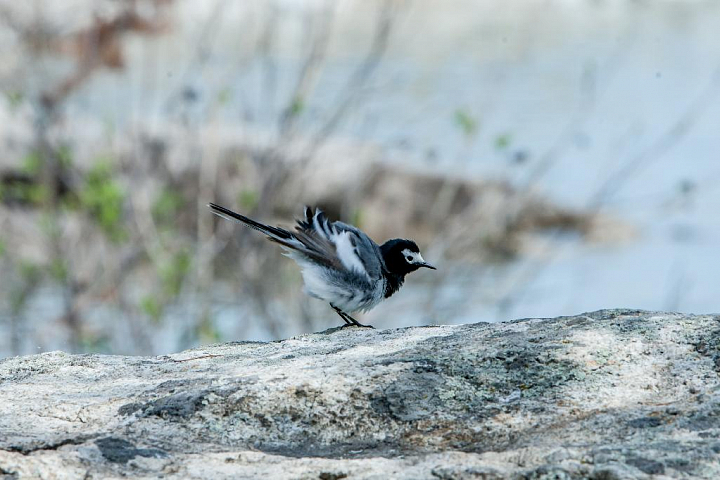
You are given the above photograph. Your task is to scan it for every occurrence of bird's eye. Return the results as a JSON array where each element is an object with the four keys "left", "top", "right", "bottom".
[{"left": 405, "top": 255, "right": 413, "bottom": 262}]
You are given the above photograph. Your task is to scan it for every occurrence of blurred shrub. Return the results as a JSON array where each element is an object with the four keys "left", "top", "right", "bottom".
[{"left": 80, "top": 160, "right": 126, "bottom": 242}]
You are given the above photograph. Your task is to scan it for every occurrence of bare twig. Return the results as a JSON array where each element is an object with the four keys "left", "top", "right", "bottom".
[
  {"left": 493, "top": 64, "right": 720, "bottom": 313},
  {"left": 588, "top": 66, "right": 720, "bottom": 209},
  {"left": 257, "top": 2, "right": 279, "bottom": 124},
  {"left": 278, "top": 1, "right": 336, "bottom": 137},
  {"left": 520, "top": 24, "right": 637, "bottom": 190},
  {"left": 300, "top": 0, "right": 397, "bottom": 160}
]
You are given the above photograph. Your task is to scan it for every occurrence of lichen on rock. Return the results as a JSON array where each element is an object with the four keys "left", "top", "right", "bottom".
[{"left": 1, "top": 309, "right": 719, "bottom": 478}]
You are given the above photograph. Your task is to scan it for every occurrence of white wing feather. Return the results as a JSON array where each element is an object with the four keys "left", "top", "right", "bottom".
[{"left": 331, "top": 230, "right": 368, "bottom": 278}]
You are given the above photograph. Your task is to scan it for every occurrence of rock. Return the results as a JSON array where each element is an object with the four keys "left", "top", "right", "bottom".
[{"left": 1, "top": 309, "right": 719, "bottom": 479}]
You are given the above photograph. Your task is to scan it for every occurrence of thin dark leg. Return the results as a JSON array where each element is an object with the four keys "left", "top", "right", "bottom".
[
  {"left": 331, "top": 305, "right": 353, "bottom": 326},
  {"left": 342, "top": 311, "right": 374, "bottom": 328},
  {"left": 331, "top": 305, "right": 374, "bottom": 329}
]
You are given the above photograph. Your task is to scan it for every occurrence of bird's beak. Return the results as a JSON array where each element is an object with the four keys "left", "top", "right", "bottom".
[{"left": 420, "top": 262, "right": 437, "bottom": 270}]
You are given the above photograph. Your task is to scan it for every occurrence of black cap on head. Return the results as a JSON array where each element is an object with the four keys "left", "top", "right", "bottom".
[{"left": 380, "top": 238, "right": 433, "bottom": 275}]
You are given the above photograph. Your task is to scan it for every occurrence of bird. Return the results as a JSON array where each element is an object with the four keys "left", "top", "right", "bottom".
[{"left": 208, "top": 202, "right": 436, "bottom": 328}]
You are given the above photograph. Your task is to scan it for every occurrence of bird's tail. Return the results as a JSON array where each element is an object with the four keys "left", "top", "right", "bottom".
[
  {"left": 207, "top": 203, "right": 294, "bottom": 242},
  {"left": 209, "top": 202, "right": 342, "bottom": 269}
]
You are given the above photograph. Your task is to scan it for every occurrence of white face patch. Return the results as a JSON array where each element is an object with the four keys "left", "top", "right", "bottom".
[{"left": 401, "top": 248, "right": 425, "bottom": 265}]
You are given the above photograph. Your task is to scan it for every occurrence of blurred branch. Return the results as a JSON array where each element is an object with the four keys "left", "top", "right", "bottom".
[
  {"left": 663, "top": 262, "right": 689, "bottom": 312},
  {"left": 493, "top": 64, "right": 720, "bottom": 314},
  {"left": 252, "top": 0, "right": 399, "bottom": 220},
  {"left": 588, "top": 66, "right": 720, "bottom": 209},
  {"left": 126, "top": 151, "right": 165, "bottom": 262},
  {"left": 521, "top": 24, "right": 638, "bottom": 190},
  {"left": 164, "top": 0, "right": 227, "bottom": 112},
  {"left": 257, "top": 3, "right": 279, "bottom": 124},
  {"left": 301, "top": 0, "right": 397, "bottom": 160},
  {"left": 278, "top": 1, "right": 337, "bottom": 137},
  {"left": 42, "top": 8, "right": 170, "bottom": 109},
  {"left": 195, "top": 118, "right": 221, "bottom": 338}
]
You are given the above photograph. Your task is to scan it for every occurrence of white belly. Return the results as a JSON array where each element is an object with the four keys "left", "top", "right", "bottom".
[{"left": 299, "top": 264, "right": 384, "bottom": 313}]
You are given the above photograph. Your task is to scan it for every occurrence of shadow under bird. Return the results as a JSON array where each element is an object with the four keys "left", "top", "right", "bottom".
[{"left": 208, "top": 203, "right": 436, "bottom": 328}]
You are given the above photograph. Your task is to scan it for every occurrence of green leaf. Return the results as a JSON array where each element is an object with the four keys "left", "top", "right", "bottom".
[
  {"left": 19, "top": 260, "right": 40, "bottom": 282},
  {"left": 454, "top": 110, "right": 478, "bottom": 137},
  {"left": 140, "top": 295, "right": 163, "bottom": 322},
  {"left": 351, "top": 209, "right": 363, "bottom": 229},
  {"left": 238, "top": 190, "right": 258, "bottom": 211},
  {"left": 80, "top": 159, "right": 126, "bottom": 242},
  {"left": 494, "top": 133, "right": 513, "bottom": 150},
  {"left": 22, "top": 150, "right": 43, "bottom": 175},
  {"left": 57, "top": 145, "right": 74, "bottom": 168},
  {"left": 49, "top": 258, "right": 68, "bottom": 282},
  {"left": 1, "top": 182, "right": 46, "bottom": 205},
  {"left": 5, "top": 91, "right": 23, "bottom": 110},
  {"left": 28, "top": 185, "right": 49, "bottom": 204},
  {"left": 80, "top": 333, "right": 111, "bottom": 353},
  {"left": 152, "top": 190, "right": 185, "bottom": 225},
  {"left": 9, "top": 260, "right": 41, "bottom": 313},
  {"left": 288, "top": 97, "right": 304, "bottom": 117},
  {"left": 217, "top": 88, "right": 232, "bottom": 106},
  {"left": 197, "top": 313, "right": 221, "bottom": 343},
  {"left": 160, "top": 251, "right": 191, "bottom": 298}
]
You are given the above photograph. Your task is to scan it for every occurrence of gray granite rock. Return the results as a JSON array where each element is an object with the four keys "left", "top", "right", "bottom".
[{"left": 1, "top": 309, "right": 719, "bottom": 479}]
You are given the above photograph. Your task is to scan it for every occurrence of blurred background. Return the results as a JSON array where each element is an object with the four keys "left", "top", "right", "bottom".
[{"left": 0, "top": 0, "right": 718, "bottom": 357}]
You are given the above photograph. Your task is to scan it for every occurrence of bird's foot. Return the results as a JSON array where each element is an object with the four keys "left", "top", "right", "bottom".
[
  {"left": 341, "top": 313, "right": 375, "bottom": 329},
  {"left": 341, "top": 321, "right": 375, "bottom": 329},
  {"left": 332, "top": 305, "right": 374, "bottom": 329}
]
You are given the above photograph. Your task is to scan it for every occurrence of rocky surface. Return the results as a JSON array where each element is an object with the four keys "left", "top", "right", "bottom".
[{"left": 1, "top": 309, "right": 719, "bottom": 479}]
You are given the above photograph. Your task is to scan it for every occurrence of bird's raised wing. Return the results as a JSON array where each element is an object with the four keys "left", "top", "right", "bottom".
[
  {"left": 295, "top": 207, "right": 383, "bottom": 281},
  {"left": 208, "top": 203, "right": 382, "bottom": 280}
]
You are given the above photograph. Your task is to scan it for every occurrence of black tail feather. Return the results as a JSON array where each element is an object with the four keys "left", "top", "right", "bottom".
[
  {"left": 296, "top": 206, "right": 333, "bottom": 237},
  {"left": 208, "top": 203, "right": 293, "bottom": 240},
  {"left": 210, "top": 203, "right": 341, "bottom": 270},
  {"left": 296, "top": 205, "right": 314, "bottom": 232}
]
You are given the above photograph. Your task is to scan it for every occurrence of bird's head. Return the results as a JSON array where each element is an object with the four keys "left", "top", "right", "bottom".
[{"left": 380, "top": 238, "right": 436, "bottom": 276}]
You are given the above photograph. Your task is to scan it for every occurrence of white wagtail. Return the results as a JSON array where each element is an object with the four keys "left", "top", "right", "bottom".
[{"left": 208, "top": 203, "right": 436, "bottom": 328}]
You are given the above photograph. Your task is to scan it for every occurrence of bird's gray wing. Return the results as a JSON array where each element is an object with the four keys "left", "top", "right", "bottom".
[{"left": 296, "top": 207, "right": 383, "bottom": 281}]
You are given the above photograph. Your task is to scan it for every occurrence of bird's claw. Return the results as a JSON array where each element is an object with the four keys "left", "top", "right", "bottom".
[
  {"left": 342, "top": 322, "right": 374, "bottom": 329},
  {"left": 332, "top": 305, "right": 373, "bottom": 329}
]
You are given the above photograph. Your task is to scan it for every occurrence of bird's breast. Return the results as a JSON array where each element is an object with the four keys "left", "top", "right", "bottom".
[
  {"left": 383, "top": 273, "right": 405, "bottom": 299},
  {"left": 299, "top": 264, "right": 385, "bottom": 313}
]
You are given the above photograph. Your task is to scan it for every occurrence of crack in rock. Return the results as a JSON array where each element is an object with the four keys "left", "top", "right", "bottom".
[{"left": 95, "top": 437, "right": 167, "bottom": 464}]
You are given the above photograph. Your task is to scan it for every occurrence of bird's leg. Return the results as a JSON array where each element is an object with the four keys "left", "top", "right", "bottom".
[
  {"left": 342, "top": 311, "right": 374, "bottom": 329},
  {"left": 331, "top": 305, "right": 374, "bottom": 329},
  {"left": 331, "top": 305, "right": 354, "bottom": 326}
]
